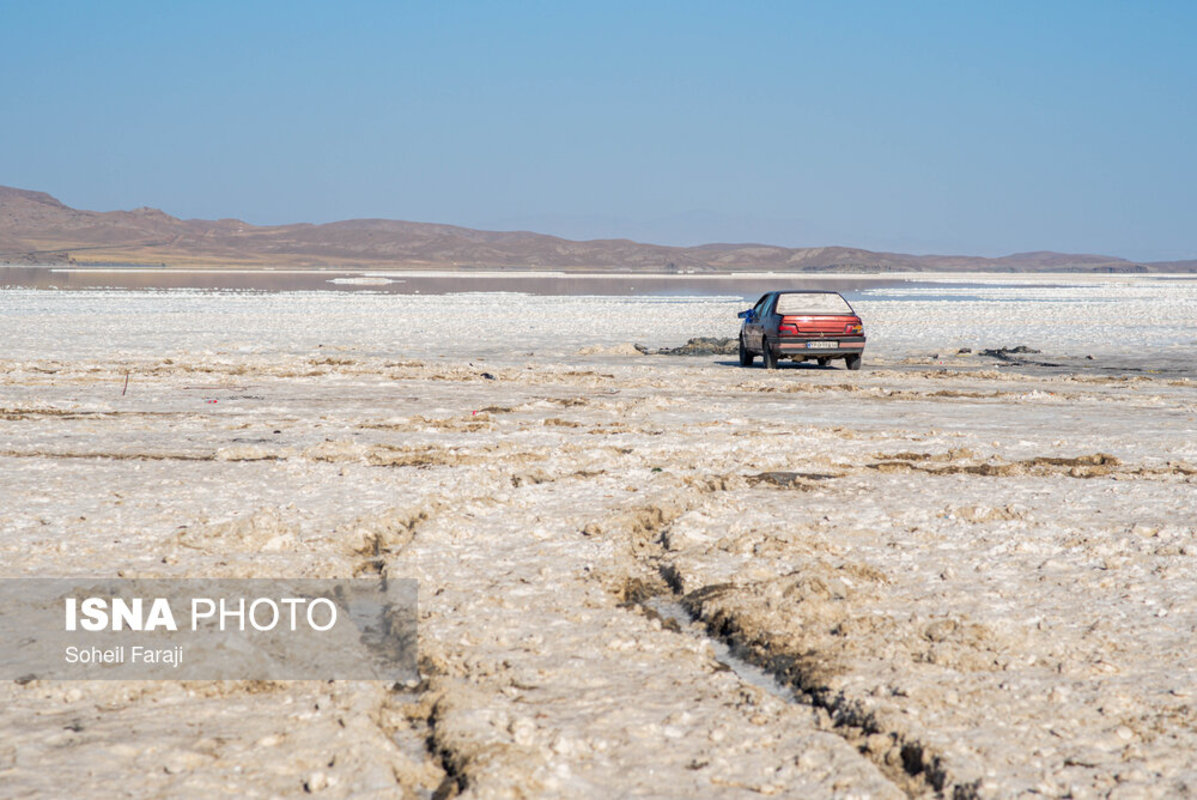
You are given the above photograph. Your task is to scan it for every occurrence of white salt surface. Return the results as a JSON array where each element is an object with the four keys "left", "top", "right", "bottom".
[
  {"left": 2, "top": 274, "right": 1193, "bottom": 363},
  {"left": 856, "top": 280, "right": 1197, "bottom": 355},
  {"left": 0, "top": 274, "right": 1194, "bottom": 798}
]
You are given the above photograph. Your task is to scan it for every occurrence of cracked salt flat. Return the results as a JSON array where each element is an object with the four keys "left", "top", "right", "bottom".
[{"left": 0, "top": 274, "right": 1194, "bottom": 798}]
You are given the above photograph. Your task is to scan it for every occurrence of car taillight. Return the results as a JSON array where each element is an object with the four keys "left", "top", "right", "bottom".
[{"left": 779, "top": 322, "right": 798, "bottom": 335}]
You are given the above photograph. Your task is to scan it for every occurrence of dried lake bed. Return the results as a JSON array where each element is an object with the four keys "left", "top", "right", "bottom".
[{"left": 0, "top": 274, "right": 1195, "bottom": 798}]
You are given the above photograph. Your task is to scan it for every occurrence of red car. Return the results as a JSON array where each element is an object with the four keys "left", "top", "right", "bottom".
[{"left": 738, "top": 290, "right": 866, "bottom": 370}]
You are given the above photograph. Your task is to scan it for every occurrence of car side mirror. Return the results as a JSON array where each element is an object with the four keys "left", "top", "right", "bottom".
[{"left": 738, "top": 310, "right": 753, "bottom": 320}]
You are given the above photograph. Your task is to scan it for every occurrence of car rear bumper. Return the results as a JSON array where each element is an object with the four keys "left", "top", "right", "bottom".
[{"left": 776, "top": 336, "right": 866, "bottom": 357}]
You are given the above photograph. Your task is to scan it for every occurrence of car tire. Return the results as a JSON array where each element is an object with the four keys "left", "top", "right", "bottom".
[
  {"left": 762, "top": 340, "right": 779, "bottom": 370},
  {"left": 817, "top": 357, "right": 830, "bottom": 367},
  {"left": 845, "top": 354, "right": 862, "bottom": 371},
  {"left": 738, "top": 335, "right": 755, "bottom": 367}
]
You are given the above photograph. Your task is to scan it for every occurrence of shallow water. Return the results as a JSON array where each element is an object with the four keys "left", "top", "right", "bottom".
[{"left": 644, "top": 596, "right": 798, "bottom": 703}]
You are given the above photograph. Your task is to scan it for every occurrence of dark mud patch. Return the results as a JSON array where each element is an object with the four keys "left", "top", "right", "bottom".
[
  {"left": 0, "top": 407, "right": 97, "bottom": 420},
  {"left": 925, "top": 389, "right": 1002, "bottom": 399},
  {"left": 509, "top": 469, "right": 554, "bottom": 487},
  {"left": 363, "top": 446, "right": 491, "bottom": 469},
  {"left": 876, "top": 449, "right": 976, "bottom": 462},
  {"left": 977, "top": 346, "right": 1040, "bottom": 360},
  {"left": 543, "top": 396, "right": 590, "bottom": 407},
  {"left": 868, "top": 452, "right": 1127, "bottom": 479},
  {"left": 0, "top": 408, "right": 190, "bottom": 421},
  {"left": 648, "top": 337, "right": 739, "bottom": 356},
  {"left": 746, "top": 471, "right": 841, "bottom": 488},
  {"left": 0, "top": 448, "right": 217, "bottom": 462}
]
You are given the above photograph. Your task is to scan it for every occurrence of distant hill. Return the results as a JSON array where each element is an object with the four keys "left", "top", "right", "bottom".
[{"left": 0, "top": 185, "right": 1189, "bottom": 272}]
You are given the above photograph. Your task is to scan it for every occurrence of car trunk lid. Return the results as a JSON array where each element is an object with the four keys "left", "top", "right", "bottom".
[{"left": 779, "top": 315, "right": 862, "bottom": 335}]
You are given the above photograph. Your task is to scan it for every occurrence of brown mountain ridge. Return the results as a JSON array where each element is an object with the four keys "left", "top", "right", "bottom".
[{"left": 1, "top": 185, "right": 1191, "bottom": 272}]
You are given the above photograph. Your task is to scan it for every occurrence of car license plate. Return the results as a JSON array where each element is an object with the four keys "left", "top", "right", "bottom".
[{"left": 807, "top": 340, "right": 837, "bottom": 349}]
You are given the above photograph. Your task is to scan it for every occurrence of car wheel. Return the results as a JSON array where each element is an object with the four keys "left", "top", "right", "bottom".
[
  {"left": 738, "top": 335, "right": 755, "bottom": 366},
  {"left": 845, "top": 354, "right": 862, "bottom": 371},
  {"left": 817, "top": 357, "right": 830, "bottom": 367},
  {"left": 762, "top": 340, "right": 779, "bottom": 370}
]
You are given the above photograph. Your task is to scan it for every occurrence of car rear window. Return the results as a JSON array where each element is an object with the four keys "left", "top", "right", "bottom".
[{"left": 775, "top": 293, "right": 853, "bottom": 315}]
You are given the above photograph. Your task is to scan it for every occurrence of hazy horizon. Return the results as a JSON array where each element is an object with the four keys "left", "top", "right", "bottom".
[{"left": 2, "top": 2, "right": 1195, "bottom": 262}]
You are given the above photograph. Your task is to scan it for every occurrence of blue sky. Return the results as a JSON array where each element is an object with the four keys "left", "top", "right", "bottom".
[{"left": 1, "top": 1, "right": 1194, "bottom": 260}]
